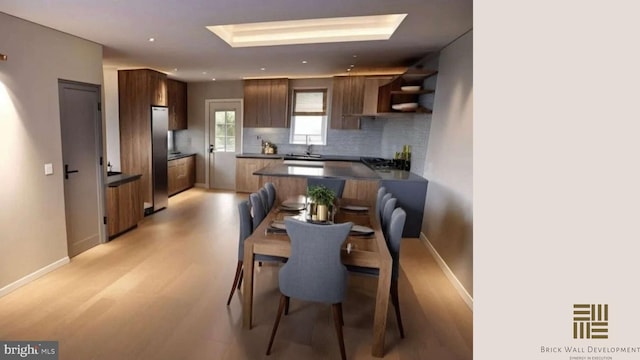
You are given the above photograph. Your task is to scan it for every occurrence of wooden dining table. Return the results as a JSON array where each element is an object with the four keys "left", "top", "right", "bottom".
[{"left": 242, "top": 196, "right": 393, "bottom": 358}]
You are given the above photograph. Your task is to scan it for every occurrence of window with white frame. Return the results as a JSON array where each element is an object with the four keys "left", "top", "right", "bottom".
[{"left": 289, "top": 89, "right": 328, "bottom": 145}]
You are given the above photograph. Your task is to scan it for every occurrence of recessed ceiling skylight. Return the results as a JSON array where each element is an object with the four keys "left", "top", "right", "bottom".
[{"left": 206, "top": 14, "right": 407, "bottom": 48}]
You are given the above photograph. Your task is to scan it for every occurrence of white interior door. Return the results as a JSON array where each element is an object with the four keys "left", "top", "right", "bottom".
[
  {"left": 208, "top": 100, "right": 241, "bottom": 190},
  {"left": 58, "top": 80, "right": 104, "bottom": 256}
]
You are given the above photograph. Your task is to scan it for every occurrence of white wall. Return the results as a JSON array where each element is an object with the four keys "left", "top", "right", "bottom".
[
  {"left": 422, "top": 31, "right": 473, "bottom": 295},
  {"left": 0, "top": 13, "right": 104, "bottom": 292}
]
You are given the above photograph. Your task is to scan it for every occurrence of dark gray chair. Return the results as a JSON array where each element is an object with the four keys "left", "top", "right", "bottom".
[
  {"left": 258, "top": 187, "right": 270, "bottom": 213},
  {"left": 249, "top": 192, "right": 267, "bottom": 231},
  {"left": 227, "top": 200, "right": 284, "bottom": 305},
  {"left": 307, "top": 177, "right": 345, "bottom": 198},
  {"left": 375, "top": 186, "right": 387, "bottom": 220},
  {"left": 378, "top": 193, "right": 392, "bottom": 222},
  {"left": 264, "top": 182, "right": 277, "bottom": 210},
  {"left": 347, "top": 207, "right": 407, "bottom": 338},
  {"left": 381, "top": 197, "right": 397, "bottom": 238},
  {"left": 266, "top": 218, "right": 352, "bottom": 360}
]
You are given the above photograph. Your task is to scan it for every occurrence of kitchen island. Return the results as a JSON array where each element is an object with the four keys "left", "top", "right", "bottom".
[{"left": 253, "top": 161, "right": 428, "bottom": 237}]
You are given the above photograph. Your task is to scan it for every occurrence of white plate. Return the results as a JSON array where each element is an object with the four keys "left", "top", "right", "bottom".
[
  {"left": 269, "top": 221, "right": 286, "bottom": 230},
  {"left": 340, "top": 205, "right": 369, "bottom": 212},
  {"left": 351, "top": 225, "right": 374, "bottom": 234},
  {"left": 280, "top": 202, "right": 305, "bottom": 211}
]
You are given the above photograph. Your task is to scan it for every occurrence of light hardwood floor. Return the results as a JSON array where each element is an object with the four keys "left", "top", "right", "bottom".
[{"left": 0, "top": 189, "right": 472, "bottom": 360}]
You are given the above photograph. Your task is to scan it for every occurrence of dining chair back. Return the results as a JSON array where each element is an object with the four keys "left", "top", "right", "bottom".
[
  {"left": 375, "top": 186, "right": 387, "bottom": 220},
  {"left": 378, "top": 193, "right": 392, "bottom": 222},
  {"left": 307, "top": 177, "right": 346, "bottom": 198},
  {"left": 227, "top": 199, "right": 285, "bottom": 305},
  {"left": 249, "top": 192, "right": 267, "bottom": 231},
  {"left": 258, "top": 187, "right": 270, "bottom": 213},
  {"left": 346, "top": 206, "right": 407, "bottom": 339},
  {"left": 266, "top": 218, "right": 352, "bottom": 359},
  {"left": 264, "top": 182, "right": 276, "bottom": 210},
  {"left": 381, "top": 197, "right": 397, "bottom": 239}
]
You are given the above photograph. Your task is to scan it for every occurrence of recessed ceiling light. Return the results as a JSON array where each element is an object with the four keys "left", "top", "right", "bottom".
[
  {"left": 202, "top": 71, "right": 207, "bottom": 74},
  {"left": 350, "top": 64, "right": 355, "bottom": 68},
  {"left": 353, "top": 55, "right": 358, "bottom": 58},
  {"left": 206, "top": 14, "right": 407, "bottom": 48},
  {"left": 148, "top": 38, "right": 155, "bottom": 42},
  {"left": 260, "top": 67, "right": 266, "bottom": 71},
  {"left": 346, "top": 68, "right": 351, "bottom": 72},
  {"left": 173, "top": 68, "right": 178, "bottom": 71},
  {"left": 302, "top": 60, "right": 308, "bottom": 64},
  {"left": 212, "top": 78, "right": 216, "bottom": 81}
]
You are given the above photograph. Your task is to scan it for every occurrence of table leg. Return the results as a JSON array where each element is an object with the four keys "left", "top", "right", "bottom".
[
  {"left": 242, "top": 241, "right": 255, "bottom": 329},
  {"left": 372, "top": 259, "right": 392, "bottom": 357}
]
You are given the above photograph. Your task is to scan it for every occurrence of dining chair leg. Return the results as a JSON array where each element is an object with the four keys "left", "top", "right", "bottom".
[
  {"left": 337, "top": 302, "right": 344, "bottom": 326},
  {"left": 226, "top": 261, "right": 243, "bottom": 305},
  {"left": 237, "top": 268, "right": 244, "bottom": 289},
  {"left": 266, "top": 294, "right": 288, "bottom": 355},
  {"left": 390, "top": 280, "right": 405, "bottom": 338},
  {"left": 284, "top": 296, "right": 290, "bottom": 315},
  {"left": 332, "top": 303, "right": 347, "bottom": 360}
]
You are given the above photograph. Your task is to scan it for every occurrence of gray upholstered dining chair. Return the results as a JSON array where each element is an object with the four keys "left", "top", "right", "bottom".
[
  {"left": 375, "top": 186, "right": 387, "bottom": 219},
  {"left": 266, "top": 218, "right": 353, "bottom": 360},
  {"left": 258, "top": 187, "right": 270, "bottom": 213},
  {"left": 264, "top": 182, "right": 277, "bottom": 210},
  {"left": 307, "top": 177, "right": 346, "bottom": 198},
  {"left": 249, "top": 192, "right": 267, "bottom": 231},
  {"left": 227, "top": 200, "right": 284, "bottom": 305},
  {"left": 347, "top": 207, "right": 407, "bottom": 338},
  {"left": 381, "top": 197, "right": 397, "bottom": 237},
  {"left": 378, "top": 193, "right": 392, "bottom": 223}
]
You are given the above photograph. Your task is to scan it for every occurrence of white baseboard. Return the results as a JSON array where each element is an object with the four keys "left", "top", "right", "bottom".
[
  {"left": 0, "top": 257, "right": 70, "bottom": 298},
  {"left": 419, "top": 233, "right": 473, "bottom": 310}
]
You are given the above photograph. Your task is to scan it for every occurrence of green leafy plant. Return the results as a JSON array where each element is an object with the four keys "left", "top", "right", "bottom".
[{"left": 307, "top": 185, "right": 336, "bottom": 206}]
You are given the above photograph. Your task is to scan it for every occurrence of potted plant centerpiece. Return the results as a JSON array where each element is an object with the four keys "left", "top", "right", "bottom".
[{"left": 307, "top": 185, "right": 336, "bottom": 222}]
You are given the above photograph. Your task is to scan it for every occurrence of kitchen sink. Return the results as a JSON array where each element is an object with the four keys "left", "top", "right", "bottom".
[{"left": 284, "top": 153, "right": 323, "bottom": 159}]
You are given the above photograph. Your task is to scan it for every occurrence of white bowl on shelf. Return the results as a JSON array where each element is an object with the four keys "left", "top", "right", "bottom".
[
  {"left": 391, "top": 102, "right": 419, "bottom": 111},
  {"left": 400, "top": 85, "right": 421, "bottom": 92}
]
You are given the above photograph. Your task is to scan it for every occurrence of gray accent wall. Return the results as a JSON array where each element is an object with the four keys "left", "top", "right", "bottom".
[
  {"left": 422, "top": 31, "right": 473, "bottom": 296},
  {"left": 0, "top": 12, "right": 104, "bottom": 292}
]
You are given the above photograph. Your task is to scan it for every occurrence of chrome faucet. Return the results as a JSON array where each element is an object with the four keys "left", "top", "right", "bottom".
[{"left": 305, "top": 144, "right": 313, "bottom": 156}]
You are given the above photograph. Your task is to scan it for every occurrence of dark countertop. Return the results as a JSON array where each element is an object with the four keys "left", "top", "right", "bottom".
[
  {"left": 255, "top": 162, "right": 379, "bottom": 180},
  {"left": 236, "top": 153, "right": 283, "bottom": 159},
  {"left": 236, "top": 153, "right": 361, "bottom": 162},
  {"left": 168, "top": 152, "right": 196, "bottom": 161},
  {"left": 107, "top": 173, "right": 142, "bottom": 187},
  {"left": 375, "top": 169, "right": 429, "bottom": 182}
]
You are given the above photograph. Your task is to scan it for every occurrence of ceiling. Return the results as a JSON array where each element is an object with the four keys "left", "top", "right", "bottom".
[{"left": 0, "top": 0, "right": 472, "bottom": 82}]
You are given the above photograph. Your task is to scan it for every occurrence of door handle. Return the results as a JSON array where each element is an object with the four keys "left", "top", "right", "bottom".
[
  {"left": 65, "top": 164, "right": 79, "bottom": 179},
  {"left": 209, "top": 144, "right": 214, "bottom": 153}
]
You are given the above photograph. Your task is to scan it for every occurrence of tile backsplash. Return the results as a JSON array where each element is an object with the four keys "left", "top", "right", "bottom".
[{"left": 243, "top": 114, "right": 431, "bottom": 175}]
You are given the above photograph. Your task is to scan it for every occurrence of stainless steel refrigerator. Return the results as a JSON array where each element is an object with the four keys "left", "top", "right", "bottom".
[{"left": 151, "top": 106, "right": 168, "bottom": 213}]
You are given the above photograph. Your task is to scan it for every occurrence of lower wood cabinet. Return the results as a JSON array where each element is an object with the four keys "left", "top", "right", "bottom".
[
  {"left": 168, "top": 155, "right": 195, "bottom": 196},
  {"left": 107, "top": 177, "right": 143, "bottom": 238},
  {"left": 236, "top": 157, "right": 282, "bottom": 193}
]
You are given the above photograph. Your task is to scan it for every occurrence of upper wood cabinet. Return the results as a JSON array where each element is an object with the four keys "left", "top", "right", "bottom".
[
  {"left": 167, "top": 79, "right": 188, "bottom": 130},
  {"left": 243, "top": 79, "right": 289, "bottom": 128},
  {"left": 330, "top": 76, "right": 366, "bottom": 129},
  {"left": 118, "top": 68, "right": 167, "bottom": 205},
  {"left": 377, "top": 69, "right": 437, "bottom": 114}
]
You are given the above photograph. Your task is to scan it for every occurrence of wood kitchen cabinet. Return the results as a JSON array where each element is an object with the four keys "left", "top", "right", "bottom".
[
  {"left": 243, "top": 79, "right": 289, "bottom": 128},
  {"left": 167, "top": 79, "right": 188, "bottom": 130},
  {"left": 107, "top": 177, "right": 143, "bottom": 238},
  {"left": 330, "top": 75, "right": 366, "bottom": 129},
  {"left": 236, "top": 157, "right": 282, "bottom": 192},
  {"left": 118, "top": 68, "right": 168, "bottom": 206},
  {"left": 168, "top": 155, "right": 195, "bottom": 196}
]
